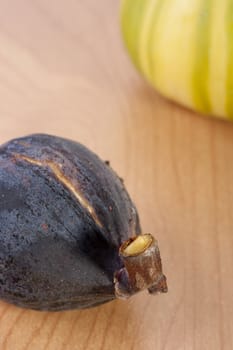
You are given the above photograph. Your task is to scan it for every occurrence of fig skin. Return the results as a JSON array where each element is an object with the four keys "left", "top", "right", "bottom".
[{"left": 0, "top": 134, "right": 141, "bottom": 311}]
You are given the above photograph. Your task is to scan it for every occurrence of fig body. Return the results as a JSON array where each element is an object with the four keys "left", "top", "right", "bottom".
[{"left": 0, "top": 134, "right": 166, "bottom": 311}]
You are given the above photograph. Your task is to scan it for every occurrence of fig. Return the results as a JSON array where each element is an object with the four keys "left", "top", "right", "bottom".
[
  {"left": 121, "top": 0, "right": 233, "bottom": 120},
  {"left": 0, "top": 134, "right": 167, "bottom": 311}
]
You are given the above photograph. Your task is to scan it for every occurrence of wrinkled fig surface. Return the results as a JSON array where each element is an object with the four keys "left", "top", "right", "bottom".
[{"left": 0, "top": 134, "right": 167, "bottom": 311}]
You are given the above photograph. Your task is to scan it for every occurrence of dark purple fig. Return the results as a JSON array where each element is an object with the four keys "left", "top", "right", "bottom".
[{"left": 0, "top": 134, "right": 167, "bottom": 311}]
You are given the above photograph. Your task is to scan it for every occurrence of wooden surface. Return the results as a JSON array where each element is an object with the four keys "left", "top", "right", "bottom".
[{"left": 0, "top": 1, "right": 233, "bottom": 349}]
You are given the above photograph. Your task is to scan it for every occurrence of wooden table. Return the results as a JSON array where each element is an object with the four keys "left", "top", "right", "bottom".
[{"left": 0, "top": 1, "right": 233, "bottom": 349}]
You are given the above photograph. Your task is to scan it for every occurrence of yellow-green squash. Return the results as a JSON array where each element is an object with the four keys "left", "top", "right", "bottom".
[{"left": 121, "top": 0, "right": 233, "bottom": 120}]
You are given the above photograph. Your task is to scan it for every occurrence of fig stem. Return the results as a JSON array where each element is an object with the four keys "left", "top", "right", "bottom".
[{"left": 114, "top": 234, "right": 167, "bottom": 299}]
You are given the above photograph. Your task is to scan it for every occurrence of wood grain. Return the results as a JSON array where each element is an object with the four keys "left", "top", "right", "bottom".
[{"left": 0, "top": 1, "right": 233, "bottom": 349}]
